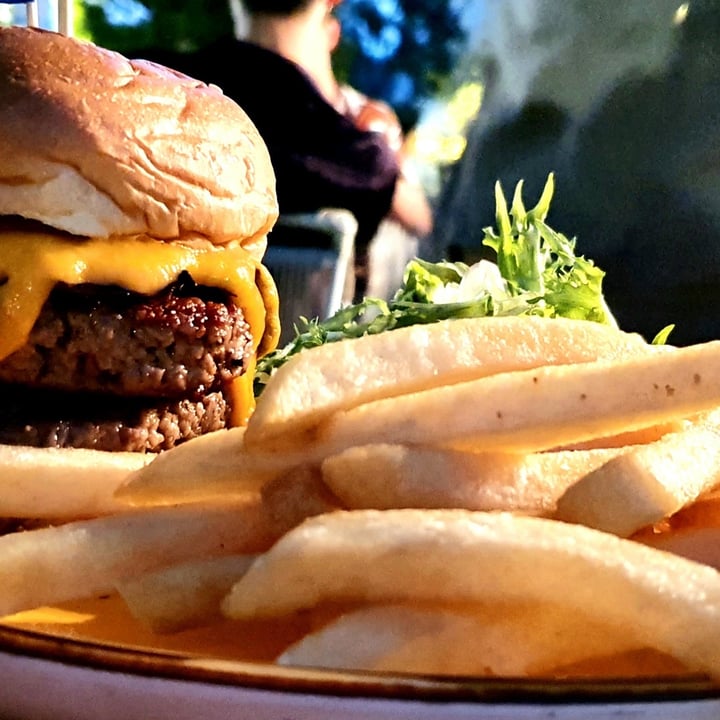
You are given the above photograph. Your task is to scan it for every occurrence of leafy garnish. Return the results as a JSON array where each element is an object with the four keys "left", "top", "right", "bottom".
[
  {"left": 480, "top": 174, "right": 617, "bottom": 326},
  {"left": 254, "top": 173, "right": 616, "bottom": 395},
  {"left": 652, "top": 325, "right": 675, "bottom": 345}
]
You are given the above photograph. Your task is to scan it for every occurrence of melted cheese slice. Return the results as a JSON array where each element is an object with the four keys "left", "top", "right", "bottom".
[{"left": 0, "top": 229, "right": 280, "bottom": 424}]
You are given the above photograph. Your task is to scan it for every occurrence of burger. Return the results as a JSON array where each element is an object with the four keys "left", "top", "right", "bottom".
[{"left": 0, "top": 27, "right": 280, "bottom": 454}]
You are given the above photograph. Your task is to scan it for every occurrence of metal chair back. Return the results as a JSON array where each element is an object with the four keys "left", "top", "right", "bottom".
[
  {"left": 0, "top": 0, "right": 72, "bottom": 35},
  {"left": 264, "top": 208, "right": 357, "bottom": 345}
]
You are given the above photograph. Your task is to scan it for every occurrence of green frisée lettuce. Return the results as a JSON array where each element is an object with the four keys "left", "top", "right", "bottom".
[
  {"left": 481, "top": 174, "right": 617, "bottom": 325},
  {"left": 254, "top": 173, "right": 616, "bottom": 395}
]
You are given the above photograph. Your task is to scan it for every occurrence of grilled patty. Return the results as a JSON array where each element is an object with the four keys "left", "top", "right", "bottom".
[{"left": 0, "top": 273, "right": 253, "bottom": 452}]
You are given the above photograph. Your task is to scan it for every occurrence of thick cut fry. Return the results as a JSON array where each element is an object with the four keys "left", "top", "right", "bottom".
[
  {"left": 552, "top": 420, "right": 688, "bottom": 451},
  {"left": 277, "top": 603, "right": 646, "bottom": 677},
  {"left": 0, "top": 445, "right": 150, "bottom": 519},
  {"left": 317, "top": 340, "right": 720, "bottom": 455},
  {"left": 0, "top": 469, "right": 335, "bottom": 617},
  {"left": 246, "top": 316, "right": 654, "bottom": 450},
  {"left": 0, "top": 501, "right": 256, "bottom": 618},
  {"left": 115, "top": 428, "right": 328, "bottom": 506},
  {"left": 555, "top": 410, "right": 720, "bottom": 536},
  {"left": 116, "top": 555, "right": 256, "bottom": 633},
  {"left": 223, "top": 509, "right": 720, "bottom": 678},
  {"left": 321, "top": 444, "right": 624, "bottom": 515}
]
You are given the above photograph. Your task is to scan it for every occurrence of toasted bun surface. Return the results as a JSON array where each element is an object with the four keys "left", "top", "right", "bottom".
[{"left": 0, "top": 27, "right": 278, "bottom": 246}]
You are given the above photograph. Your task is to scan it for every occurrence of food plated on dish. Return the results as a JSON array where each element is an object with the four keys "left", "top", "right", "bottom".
[{"left": 2, "top": 25, "right": 720, "bottom": 716}]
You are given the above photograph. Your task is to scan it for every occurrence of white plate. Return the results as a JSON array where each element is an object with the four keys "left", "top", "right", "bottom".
[{"left": 1, "top": 596, "right": 720, "bottom": 720}]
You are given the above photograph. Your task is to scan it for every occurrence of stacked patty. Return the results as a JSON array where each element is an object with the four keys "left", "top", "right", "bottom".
[{"left": 0, "top": 273, "right": 253, "bottom": 452}]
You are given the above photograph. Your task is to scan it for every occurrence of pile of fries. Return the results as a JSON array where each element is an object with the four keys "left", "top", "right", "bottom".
[{"left": 4, "top": 314, "right": 720, "bottom": 679}]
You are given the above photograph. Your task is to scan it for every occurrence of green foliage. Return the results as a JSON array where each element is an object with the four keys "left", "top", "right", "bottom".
[
  {"left": 81, "top": 0, "right": 233, "bottom": 54},
  {"left": 337, "top": 0, "right": 466, "bottom": 129}
]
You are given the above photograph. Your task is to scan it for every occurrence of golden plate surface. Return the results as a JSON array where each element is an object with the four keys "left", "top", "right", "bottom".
[{"left": 1, "top": 593, "right": 720, "bottom": 714}]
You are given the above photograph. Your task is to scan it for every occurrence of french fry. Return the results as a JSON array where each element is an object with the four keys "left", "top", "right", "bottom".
[
  {"left": 258, "top": 464, "right": 340, "bottom": 530},
  {"left": 277, "top": 602, "right": 650, "bottom": 677},
  {"left": 0, "top": 445, "right": 150, "bottom": 519},
  {"left": 317, "top": 340, "right": 720, "bottom": 455},
  {"left": 223, "top": 509, "right": 720, "bottom": 678},
  {"left": 6, "top": 309, "right": 720, "bottom": 682},
  {"left": 321, "top": 444, "right": 624, "bottom": 515},
  {"left": 115, "top": 428, "right": 328, "bottom": 506},
  {"left": 555, "top": 409, "right": 720, "bottom": 536},
  {"left": 116, "top": 555, "right": 256, "bottom": 633},
  {"left": 552, "top": 419, "right": 689, "bottom": 451},
  {"left": 0, "top": 501, "right": 257, "bottom": 618},
  {"left": 0, "top": 467, "right": 335, "bottom": 618},
  {"left": 246, "top": 316, "right": 655, "bottom": 450}
]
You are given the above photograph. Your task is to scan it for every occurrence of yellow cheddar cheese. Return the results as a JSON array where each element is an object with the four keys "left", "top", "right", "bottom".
[{"left": 0, "top": 229, "right": 280, "bottom": 424}]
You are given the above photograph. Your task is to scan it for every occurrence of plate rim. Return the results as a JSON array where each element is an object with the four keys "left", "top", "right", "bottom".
[{"left": 1, "top": 621, "right": 720, "bottom": 706}]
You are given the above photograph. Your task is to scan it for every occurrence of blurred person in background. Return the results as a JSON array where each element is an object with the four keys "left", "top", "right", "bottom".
[
  {"left": 150, "top": 0, "right": 433, "bottom": 300},
  {"left": 324, "top": 9, "right": 434, "bottom": 298}
]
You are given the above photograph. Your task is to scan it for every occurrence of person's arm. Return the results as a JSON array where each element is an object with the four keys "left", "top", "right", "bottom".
[
  {"left": 347, "top": 92, "right": 433, "bottom": 239},
  {"left": 390, "top": 171, "right": 434, "bottom": 239}
]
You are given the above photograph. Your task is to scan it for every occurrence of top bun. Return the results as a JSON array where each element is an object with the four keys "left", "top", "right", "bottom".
[{"left": 0, "top": 27, "right": 278, "bottom": 246}]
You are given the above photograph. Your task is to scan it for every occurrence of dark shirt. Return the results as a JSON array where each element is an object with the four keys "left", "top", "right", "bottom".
[{"left": 140, "top": 38, "right": 399, "bottom": 251}]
